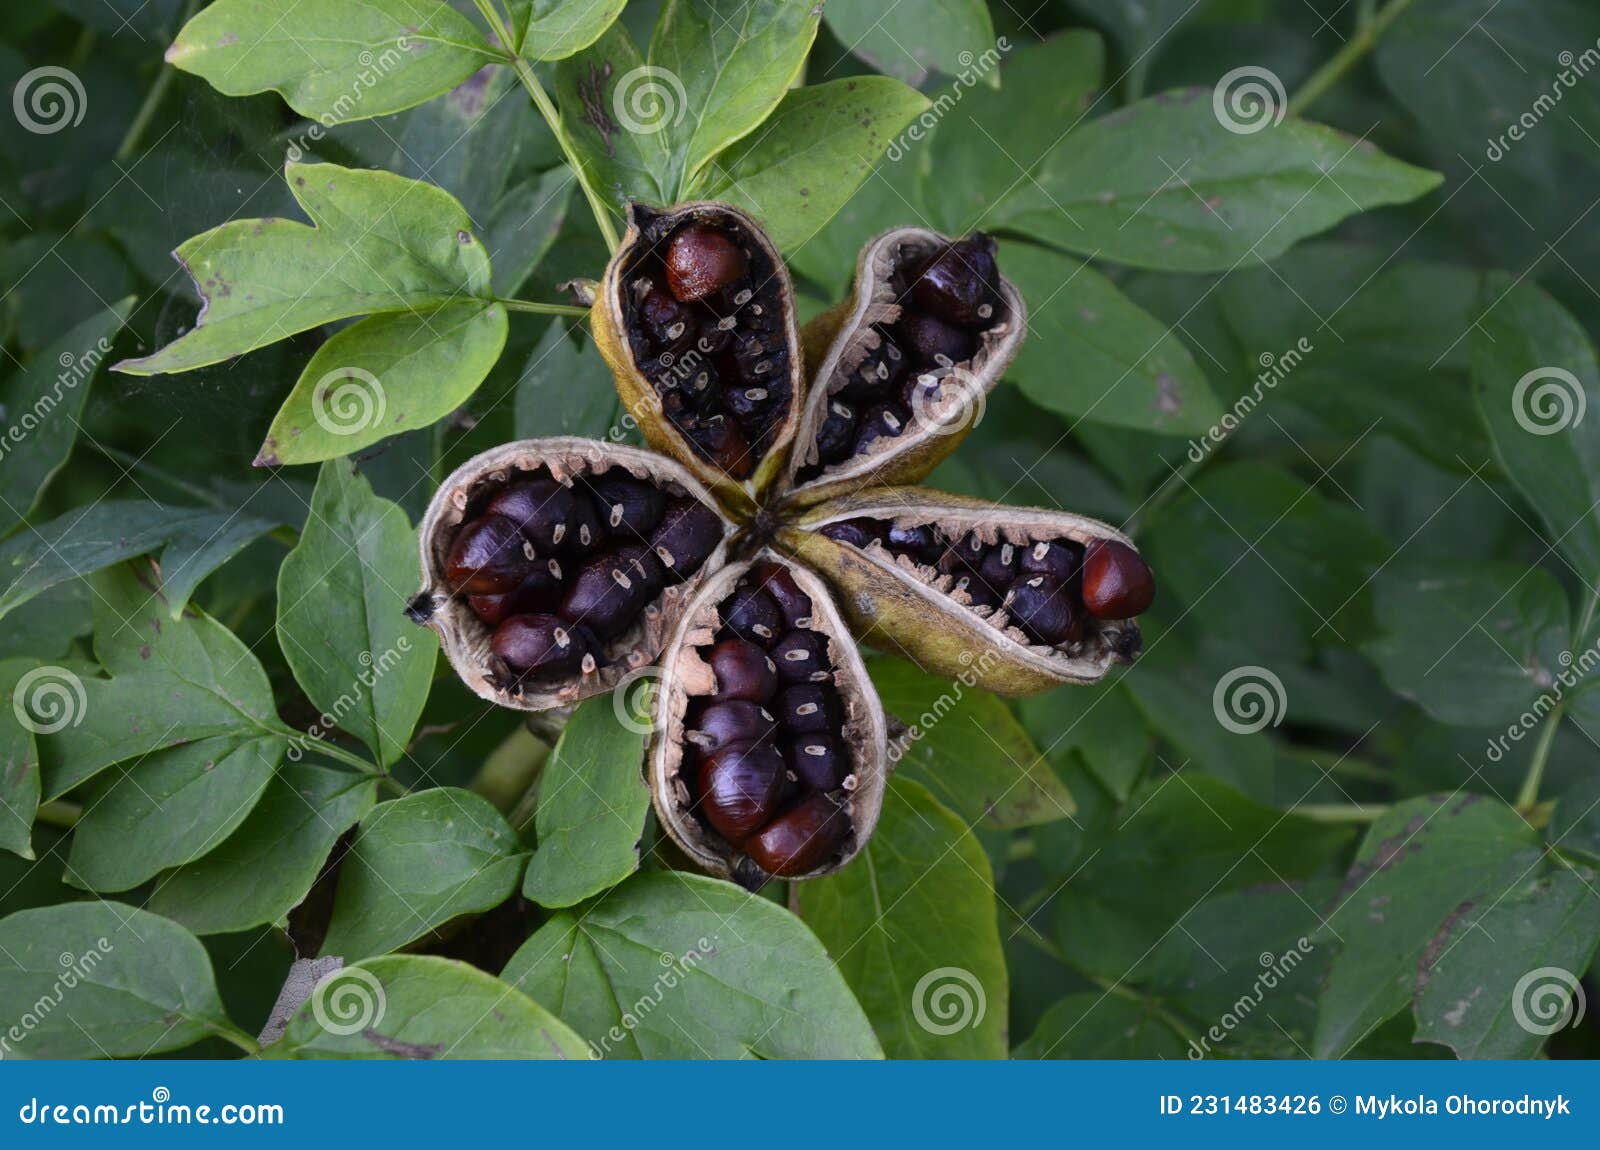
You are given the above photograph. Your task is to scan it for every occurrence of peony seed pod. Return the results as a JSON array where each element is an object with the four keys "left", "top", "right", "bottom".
[{"left": 411, "top": 438, "right": 732, "bottom": 711}]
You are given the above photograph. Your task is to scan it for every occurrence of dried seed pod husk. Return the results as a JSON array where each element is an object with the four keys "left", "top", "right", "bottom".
[
  {"left": 650, "top": 554, "right": 888, "bottom": 883},
  {"left": 783, "top": 227, "right": 1025, "bottom": 507},
  {"left": 781, "top": 488, "right": 1144, "bottom": 695},
  {"left": 591, "top": 201, "right": 804, "bottom": 511},
  {"left": 412, "top": 438, "right": 732, "bottom": 712}
]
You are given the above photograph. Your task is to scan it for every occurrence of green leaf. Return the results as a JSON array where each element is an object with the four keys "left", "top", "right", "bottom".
[
  {"left": 36, "top": 562, "right": 289, "bottom": 801},
  {"left": 1121, "top": 649, "right": 1275, "bottom": 800},
  {"left": 522, "top": 695, "right": 649, "bottom": 907},
  {"left": 321, "top": 788, "right": 526, "bottom": 961},
  {"left": 796, "top": 778, "right": 1007, "bottom": 1058},
  {"left": 168, "top": 0, "right": 495, "bottom": 122},
  {"left": 555, "top": 22, "right": 674, "bottom": 210},
  {"left": 277, "top": 955, "right": 588, "bottom": 1059},
  {"left": 276, "top": 462, "right": 438, "bottom": 766},
  {"left": 257, "top": 303, "right": 508, "bottom": 466},
  {"left": 0, "top": 902, "right": 232, "bottom": 1058},
  {"left": 487, "top": 167, "right": 575, "bottom": 296},
  {"left": 0, "top": 659, "right": 39, "bottom": 858},
  {"left": 648, "top": 0, "right": 822, "bottom": 198},
  {"left": 1017, "top": 682, "right": 1150, "bottom": 802},
  {"left": 116, "top": 163, "right": 496, "bottom": 376},
  {"left": 823, "top": 0, "right": 997, "bottom": 90},
  {"left": 923, "top": 31, "right": 1105, "bottom": 234},
  {"left": 514, "top": 319, "right": 620, "bottom": 439},
  {"left": 701, "top": 77, "right": 930, "bottom": 252},
  {"left": 1061, "top": 0, "right": 1199, "bottom": 90},
  {"left": 1002, "top": 241, "right": 1220, "bottom": 435},
  {"left": 1414, "top": 865, "right": 1600, "bottom": 1059},
  {"left": 1314, "top": 795, "right": 1543, "bottom": 1058},
  {"left": 1363, "top": 559, "right": 1571, "bottom": 727},
  {"left": 868, "top": 657, "right": 1075, "bottom": 828},
  {"left": 503, "top": 871, "right": 881, "bottom": 1059},
  {"left": 992, "top": 91, "right": 1442, "bottom": 271},
  {"left": 510, "top": 0, "right": 627, "bottom": 60},
  {"left": 149, "top": 764, "right": 378, "bottom": 935},
  {"left": 67, "top": 734, "right": 282, "bottom": 893},
  {"left": 0, "top": 299, "right": 131, "bottom": 536},
  {"left": 0, "top": 502, "right": 277, "bottom": 622},
  {"left": 1014, "top": 992, "right": 1190, "bottom": 1058},
  {"left": 1472, "top": 277, "right": 1600, "bottom": 586}
]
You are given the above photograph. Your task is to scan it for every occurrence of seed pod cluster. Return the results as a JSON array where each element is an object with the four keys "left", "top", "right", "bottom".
[
  {"left": 595, "top": 203, "right": 802, "bottom": 496},
  {"left": 413, "top": 440, "right": 730, "bottom": 711},
  {"left": 786, "top": 229, "right": 1025, "bottom": 504},
  {"left": 651, "top": 558, "right": 886, "bottom": 885}
]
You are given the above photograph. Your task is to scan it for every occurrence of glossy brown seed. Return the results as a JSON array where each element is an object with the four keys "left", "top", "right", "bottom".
[
  {"left": 1081, "top": 539, "right": 1155, "bottom": 619},
  {"left": 650, "top": 498, "right": 722, "bottom": 582},
  {"left": 910, "top": 233, "right": 1000, "bottom": 325},
  {"left": 688, "top": 700, "right": 778, "bottom": 754},
  {"left": 558, "top": 548, "right": 656, "bottom": 638},
  {"left": 696, "top": 741, "right": 785, "bottom": 843},
  {"left": 486, "top": 479, "right": 576, "bottom": 553},
  {"left": 492, "top": 614, "right": 595, "bottom": 677},
  {"left": 685, "top": 413, "right": 752, "bottom": 478},
  {"left": 706, "top": 638, "right": 779, "bottom": 703},
  {"left": 665, "top": 225, "right": 748, "bottom": 302},
  {"left": 743, "top": 792, "right": 849, "bottom": 877},
  {"left": 446, "top": 515, "right": 533, "bottom": 594}
]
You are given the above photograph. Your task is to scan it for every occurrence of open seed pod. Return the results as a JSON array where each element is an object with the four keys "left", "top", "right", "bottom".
[
  {"left": 591, "top": 201, "right": 804, "bottom": 508},
  {"left": 780, "top": 488, "right": 1151, "bottom": 696},
  {"left": 411, "top": 438, "right": 732, "bottom": 711},
  {"left": 783, "top": 228, "right": 1025, "bottom": 507},
  {"left": 649, "top": 554, "right": 888, "bottom": 887}
]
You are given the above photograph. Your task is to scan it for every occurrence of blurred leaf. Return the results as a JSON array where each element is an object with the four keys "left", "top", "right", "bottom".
[
  {"left": 1014, "top": 992, "right": 1190, "bottom": 1058},
  {"left": 823, "top": 0, "right": 997, "bottom": 90},
  {"left": 1018, "top": 681, "right": 1149, "bottom": 802},
  {"left": 0, "top": 659, "right": 39, "bottom": 858},
  {"left": 1314, "top": 794, "right": 1541, "bottom": 1058},
  {"left": 321, "top": 788, "right": 526, "bottom": 961},
  {"left": 276, "top": 955, "right": 588, "bottom": 1058},
  {"left": 797, "top": 778, "right": 1008, "bottom": 1058},
  {"left": 149, "top": 763, "right": 377, "bottom": 935},
  {"left": 487, "top": 166, "right": 575, "bottom": 296},
  {"left": 276, "top": 462, "right": 439, "bottom": 766},
  {"left": 993, "top": 91, "right": 1441, "bottom": 271},
  {"left": 514, "top": 319, "right": 620, "bottom": 439},
  {"left": 1062, "top": 0, "right": 1203, "bottom": 94},
  {"left": 503, "top": 871, "right": 882, "bottom": 1058},
  {"left": 521, "top": 695, "right": 649, "bottom": 907}
]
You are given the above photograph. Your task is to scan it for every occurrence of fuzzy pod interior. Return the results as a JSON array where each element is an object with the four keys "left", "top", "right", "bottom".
[
  {"left": 649, "top": 555, "right": 887, "bottom": 886},
  {"left": 591, "top": 201, "right": 804, "bottom": 508},
  {"left": 781, "top": 488, "right": 1146, "bottom": 695},
  {"left": 783, "top": 228, "right": 1025, "bottom": 508},
  {"left": 412, "top": 438, "right": 732, "bottom": 712}
]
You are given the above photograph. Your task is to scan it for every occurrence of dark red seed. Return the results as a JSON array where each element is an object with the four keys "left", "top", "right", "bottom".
[
  {"left": 911, "top": 234, "right": 1000, "bottom": 326},
  {"left": 492, "top": 614, "right": 594, "bottom": 676},
  {"left": 485, "top": 479, "right": 576, "bottom": 553},
  {"left": 744, "top": 792, "right": 848, "bottom": 877},
  {"left": 898, "top": 311, "right": 975, "bottom": 367},
  {"left": 467, "top": 592, "right": 515, "bottom": 626},
  {"left": 1018, "top": 540, "right": 1083, "bottom": 584},
  {"left": 707, "top": 638, "right": 779, "bottom": 703},
  {"left": 446, "top": 515, "right": 533, "bottom": 594},
  {"left": 583, "top": 474, "right": 665, "bottom": 539},
  {"left": 651, "top": 498, "right": 722, "bottom": 582},
  {"left": 686, "top": 413, "right": 752, "bottom": 478},
  {"left": 474, "top": 564, "right": 564, "bottom": 623},
  {"left": 777, "top": 683, "right": 840, "bottom": 734},
  {"left": 1005, "top": 576, "right": 1079, "bottom": 645},
  {"left": 820, "top": 519, "right": 886, "bottom": 549},
  {"left": 887, "top": 522, "right": 942, "bottom": 564},
  {"left": 720, "top": 585, "right": 783, "bottom": 647},
  {"left": 770, "top": 629, "right": 829, "bottom": 685},
  {"left": 558, "top": 548, "right": 657, "bottom": 638},
  {"left": 1081, "top": 539, "right": 1155, "bottom": 619},
  {"left": 751, "top": 562, "right": 813, "bottom": 629},
  {"left": 696, "top": 741, "right": 785, "bottom": 843},
  {"left": 688, "top": 700, "right": 778, "bottom": 755},
  {"left": 665, "top": 226, "right": 748, "bottom": 302},
  {"left": 784, "top": 735, "right": 847, "bottom": 791}
]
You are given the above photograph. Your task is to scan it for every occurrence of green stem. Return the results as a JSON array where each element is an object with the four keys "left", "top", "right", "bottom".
[
  {"left": 275, "top": 729, "right": 409, "bottom": 796},
  {"left": 1287, "top": 0, "right": 1419, "bottom": 118},
  {"left": 1295, "top": 802, "right": 1389, "bottom": 824},
  {"left": 1091, "top": 977, "right": 1202, "bottom": 1046},
  {"left": 212, "top": 1023, "right": 262, "bottom": 1057},
  {"left": 497, "top": 298, "right": 592, "bottom": 317},
  {"left": 35, "top": 800, "right": 82, "bottom": 829},
  {"left": 1517, "top": 700, "right": 1565, "bottom": 810},
  {"left": 115, "top": 0, "right": 202, "bottom": 163},
  {"left": 472, "top": 0, "right": 621, "bottom": 254}
]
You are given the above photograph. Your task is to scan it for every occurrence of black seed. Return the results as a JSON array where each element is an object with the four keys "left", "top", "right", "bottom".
[
  {"left": 1005, "top": 575, "right": 1079, "bottom": 645},
  {"left": 720, "top": 585, "right": 783, "bottom": 647},
  {"left": 1018, "top": 540, "right": 1084, "bottom": 584},
  {"left": 898, "top": 311, "right": 976, "bottom": 367},
  {"left": 910, "top": 233, "right": 1001, "bottom": 326},
  {"left": 651, "top": 498, "right": 722, "bottom": 582},
  {"left": 486, "top": 479, "right": 576, "bottom": 553},
  {"left": 777, "top": 683, "right": 840, "bottom": 734},
  {"left": 492, "top": 614, "right": 595, "bottom": 677},
  {"left": 887, "top": 522, "right": 943, "bottom": 564},
  {"left": 752, "top": 562, "right": 813, "bottom": 629},
  {"left": 688, "top": 700, "right": 778, "bottom": 754},
  {"left": 770, "top": 629, "right": 829, "bottom": 686},
  {"left": 854, "top": 403, "right": 908, "bottom": 452},
  {"left": 582, "top": 473, "right": 665, "bottom": 539},
  {"left": 820, "top": 519, "right": 887, "bottom": 549},
  {"left": 784, "top": 735, "right": 847, "bottom": 791}
]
